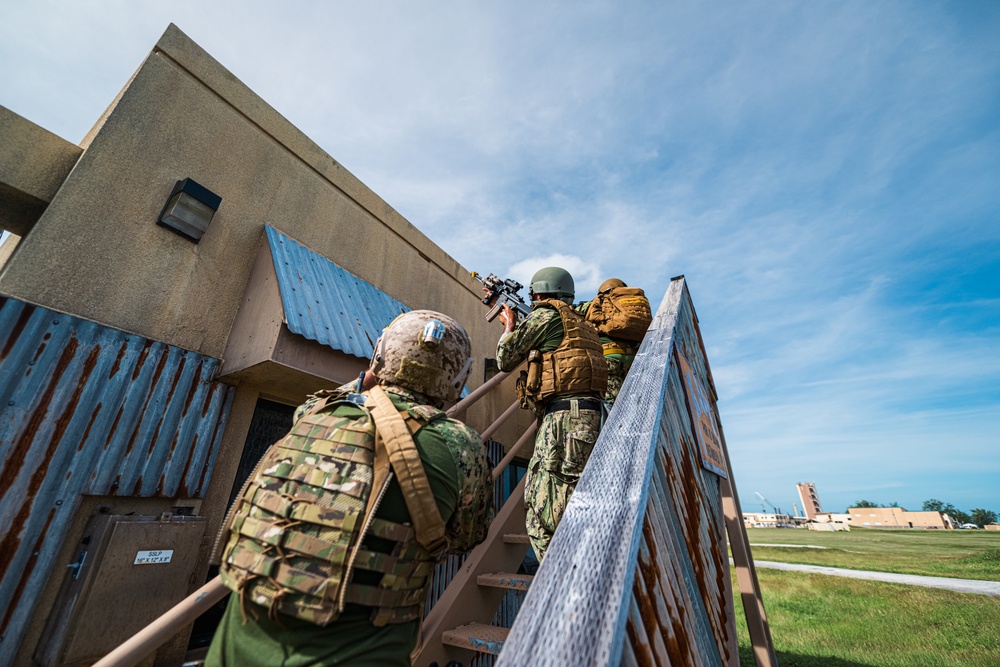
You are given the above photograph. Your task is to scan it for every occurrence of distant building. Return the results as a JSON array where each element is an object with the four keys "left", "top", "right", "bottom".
[
  {"left": 796, "top": 482, "right": 823, "bottom": 520},
  {"left": 848, "top": 507, "right": 953, "bottom": 529},
  {"left": 984, "top": 524, "right": 1000, "bottom": 532},
  {"left": 742, "top": 512, "right": 796, "bottom": 528},
  {"left": 810, "top": 512, "right": 851, "bottom": 531}
]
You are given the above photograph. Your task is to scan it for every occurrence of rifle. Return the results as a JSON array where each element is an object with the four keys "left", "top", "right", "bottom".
[{"left": 471, "top": 271, "right": 532, "bottom": 322}]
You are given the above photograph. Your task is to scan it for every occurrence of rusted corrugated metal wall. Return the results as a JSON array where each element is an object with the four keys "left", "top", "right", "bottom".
[
  {"left": 498, "top": 277, "right": 736, "bottom": 666},
  {"left": 0, "top": 296, "right": 235, "bottom": 663}
]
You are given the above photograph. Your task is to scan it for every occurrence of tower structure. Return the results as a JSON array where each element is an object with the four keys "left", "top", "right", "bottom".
[{"left": 796, "top": 482, "right": 823, "bottom": 520}]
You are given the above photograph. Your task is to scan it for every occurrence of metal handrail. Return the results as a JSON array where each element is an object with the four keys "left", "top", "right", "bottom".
[
  {"left": 481, "top": 399, "right": 520, "bottom": 442},
  {"left": 492, "top": 420, "right": 538, "bottom": 482},
  {"left": 447, "top": 370, "right": 511, "bottom": 417},
  {"left": 447, "top": 360, "right": 525, "bottom": 418},
  {"left": 91, "top": 578, "right": 229, "bottom": 667},
  {"left": 92, "top": 368, "right": 528, "bottom": 667}
]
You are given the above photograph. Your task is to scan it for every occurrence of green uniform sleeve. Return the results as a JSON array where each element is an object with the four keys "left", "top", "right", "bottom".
[
  {"left": 435, "top": 420, "right": 494, "bottom": 553},
  {"left": 496, "top": 307, "right": 563, "bottom": 371}
]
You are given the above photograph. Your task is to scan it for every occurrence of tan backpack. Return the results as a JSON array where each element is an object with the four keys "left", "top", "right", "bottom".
[{"left": 587, "top": 286, "right": 652, "bottom": 343}]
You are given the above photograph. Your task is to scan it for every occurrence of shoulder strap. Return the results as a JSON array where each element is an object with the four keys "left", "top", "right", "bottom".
[
  {"left": 366, "top": 385, "right": 448, "bottom": 554},
  {"left": 585, "top": 294, "right": 603, "bottom": 323}
]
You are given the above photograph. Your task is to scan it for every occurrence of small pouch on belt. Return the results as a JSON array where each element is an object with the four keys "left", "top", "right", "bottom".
[{"left": 526, "top": 349, "right": 542, "bottom": 392}]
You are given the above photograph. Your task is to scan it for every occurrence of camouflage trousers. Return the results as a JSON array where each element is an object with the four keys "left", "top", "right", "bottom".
[
  {"left": 524, "top": 403, "right": 602, "bottom": 560},
  {"left": 604, "top": 354, "right": 634, "bottom": 405}
]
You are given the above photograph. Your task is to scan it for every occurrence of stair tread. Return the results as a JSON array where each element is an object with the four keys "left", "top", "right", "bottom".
[
  {"left": 477, "top": 572, "right": 533, "bottom": 590},
  {"left": 441, "top": 623, "right": 510, "bottom": 654},
  {"left": 502, "top": 532, "right": 530, "bottom": 543}
]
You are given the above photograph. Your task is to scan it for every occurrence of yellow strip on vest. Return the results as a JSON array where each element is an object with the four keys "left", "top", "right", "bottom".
[
  {"left": 602, "top": 341, "right": 636, "bottom": 356},
  {"left": 366, "top": 386, "right": 448, "bottom": 554}
]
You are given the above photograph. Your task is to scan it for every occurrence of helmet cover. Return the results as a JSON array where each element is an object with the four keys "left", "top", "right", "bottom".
[{"left": 370, "top": 310, "right": 473, "bottom": 402}]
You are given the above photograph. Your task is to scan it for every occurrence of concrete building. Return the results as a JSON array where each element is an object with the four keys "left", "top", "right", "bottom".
[
  {"left": 742, "top": 511, "right": 796, "bottom": 528},
  {"left": 848, "top": 507, "right": 953, "bottom": 529},
  {"left": 0, "top": 23, "right": 775, "bottom": 667},
  {"left": 809, "top": 512, "right": 851, "bottom": 531},
  {"left": 796, "top": 481, "right": 823, "bottom": 520},
  {"left": 0, "top": 24, "right": 524, "bottom": 666}
]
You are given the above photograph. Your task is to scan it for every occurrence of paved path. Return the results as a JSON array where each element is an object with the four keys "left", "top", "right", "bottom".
[
  {"left": 740, "top": 559, "right": 1000, "bottom": 597},
  {"left": 751, "top": 543, "right": 830, "bottom": 549}
]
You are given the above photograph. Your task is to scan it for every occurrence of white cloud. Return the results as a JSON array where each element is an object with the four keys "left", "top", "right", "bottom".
[
  {"left": 506, "top": 254, "right": 603, "bottom": 300},
  {"left": 3, "top": 0, "right": 999, "bottom": 514}
]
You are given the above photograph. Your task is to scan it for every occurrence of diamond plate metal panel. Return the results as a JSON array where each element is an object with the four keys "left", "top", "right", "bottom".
[{"left": 497, "top": 277, "right": 737, "bottom": 666}]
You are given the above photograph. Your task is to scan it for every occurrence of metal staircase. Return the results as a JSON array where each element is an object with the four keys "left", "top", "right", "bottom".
[
  {"left": 413, "top": 276, "right": 778, "bottom": 666},
  {"left": 414, "top": 380, "right": 535, "bottom": 666},
  {"left": 94, "top": 276, "right": 778, "bottom": 667}
]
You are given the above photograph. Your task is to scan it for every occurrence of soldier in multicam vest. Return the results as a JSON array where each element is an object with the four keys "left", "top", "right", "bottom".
[
  {"left": 494, "top": 267, "right": 607, "bottom": 561},
  {"left": 575, "top": 278, "right": 652, "bottom": 405},
  {"left": 207, "top": 310, "right": 492, "bottom": 667}
]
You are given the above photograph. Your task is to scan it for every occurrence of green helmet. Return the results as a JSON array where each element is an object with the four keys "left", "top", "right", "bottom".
[
  {"left": 530, "top": 266, "right": 575, "bottom": 302},
  {"left": 370, "top": 310, "right": 474, "bottom": 402}
]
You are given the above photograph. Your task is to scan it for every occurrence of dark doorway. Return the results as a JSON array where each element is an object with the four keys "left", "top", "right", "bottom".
[
  {"left": 187, "top": 398, "right": 296, "bottom": 652},
  {"left": 225, "top": 399, "right": 296, "bottom": 509}
]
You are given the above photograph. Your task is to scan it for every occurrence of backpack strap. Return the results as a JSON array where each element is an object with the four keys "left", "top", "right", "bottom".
[{"left": 366, "top": 385, "right": 448, "bottom": 555}]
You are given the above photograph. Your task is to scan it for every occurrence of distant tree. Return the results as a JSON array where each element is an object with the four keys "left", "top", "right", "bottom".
[
  {"left": 851, "top": 500, "right": 881, "bottom": 509},
  {"left": 970, "top": 509, "right": 998, "bottom": 527},
  {"left": 922, "top": 499, "right": 944, "bottom": 512},
  {"left": 921, "top": 499, "right": 971, "bottom": 523}
]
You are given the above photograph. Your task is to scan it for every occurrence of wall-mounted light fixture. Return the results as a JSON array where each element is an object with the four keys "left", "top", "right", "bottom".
[{"left": 156, "top": 178, "right": 222, "bottom": 242}]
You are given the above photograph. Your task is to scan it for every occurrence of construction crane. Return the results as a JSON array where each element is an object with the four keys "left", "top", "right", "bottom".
[{"left": 755, "top": 491, "right": 783, "bottom": 516}]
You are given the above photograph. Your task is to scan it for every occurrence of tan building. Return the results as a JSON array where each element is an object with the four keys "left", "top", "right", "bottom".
[
  {"left": 742, "top": 512, "right": 795, "bottom": 528},
  {"left": 0, "top": 24, "right": 526, "bottom": 666},
  {"left": 848, "top": 507, "right": 953, "bottom": 529},
  {"left": 796, "top": 481, "right": 823, "bottom": 520}
]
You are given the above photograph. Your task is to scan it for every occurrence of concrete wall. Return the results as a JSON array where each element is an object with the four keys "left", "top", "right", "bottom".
[
  {"left": 0, "top": 24, "right": 510, "bottom": 424},
  {"left": 0, "top": 24, "right": 529, "bottom": 663},
  {"left": 848, "top": 507, "right": 948, "bottom": 528},
  {"left": 0, "top": 106, "right": 82, "bottom": 237},
  {"left": 796, "top": 481, "right": 822, "bottom": 520}
]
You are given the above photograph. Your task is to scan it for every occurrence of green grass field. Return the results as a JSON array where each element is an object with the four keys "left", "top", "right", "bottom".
[
  {"left": 744, "top": 527, "right": 1000, "bottom": 580},
  {"left": 734, "top": 528, "right": 1000, "bottom": 666}
]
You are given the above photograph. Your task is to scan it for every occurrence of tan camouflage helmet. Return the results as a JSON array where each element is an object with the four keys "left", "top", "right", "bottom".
[
  {"left": 370, "top": 310, "right": 474, "bottom": 402},
  {"left": 598, "top": 278, "right": 626, "bottom": 293}
]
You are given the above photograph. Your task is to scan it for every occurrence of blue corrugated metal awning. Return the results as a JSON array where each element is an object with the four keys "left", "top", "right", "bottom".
[{"left": 265, "top": 226, "right": 408, "bottom": 359}]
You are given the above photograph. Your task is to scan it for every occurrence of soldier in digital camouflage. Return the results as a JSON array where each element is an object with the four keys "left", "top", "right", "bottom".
[
  {"left": 207, "top": 310, "right": 492, "bottom": 667},
  {"left": 494, "top": 267, "right": 607, "bottom": 561}
]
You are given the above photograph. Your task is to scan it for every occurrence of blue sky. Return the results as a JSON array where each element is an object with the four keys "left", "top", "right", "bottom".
[{"left": 2, "top": 1, "right": 998, "bottom": 516}]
